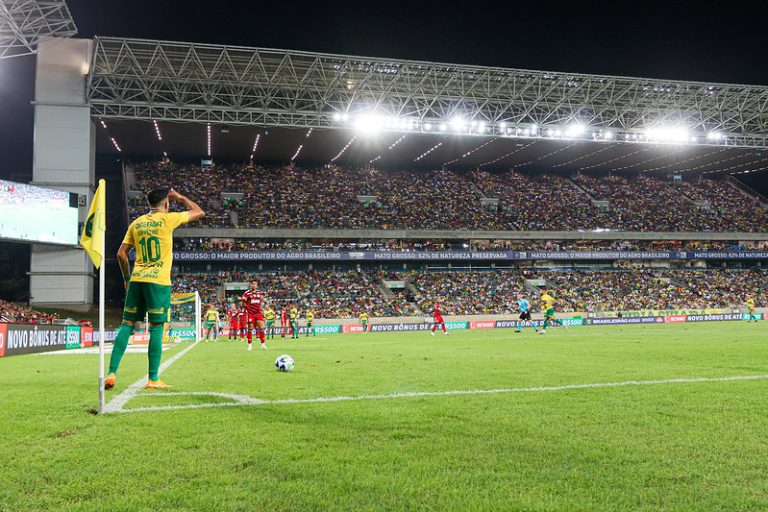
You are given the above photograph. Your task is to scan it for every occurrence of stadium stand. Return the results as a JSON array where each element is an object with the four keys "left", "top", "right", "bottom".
[
  {"left": 0, "top": 298, "right": 59, "bottom": 324},
  {"left": 131, "top": 162, "right": 768, "bottom": 232},
  {"left": 171, "top": 269, "right": 768, "bottom": 318},
  {"left": 174, "top": 238, "right": 766, "bottom": 253}
]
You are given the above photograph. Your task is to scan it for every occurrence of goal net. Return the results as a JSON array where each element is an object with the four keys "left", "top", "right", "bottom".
[{"left": 167, "top": 291, "right": 201, "bottom": 342}]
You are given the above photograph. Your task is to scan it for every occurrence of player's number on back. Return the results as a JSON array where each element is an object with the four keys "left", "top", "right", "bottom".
[{"left": 138, "top": 236, "right": 162, "bottom": 262}]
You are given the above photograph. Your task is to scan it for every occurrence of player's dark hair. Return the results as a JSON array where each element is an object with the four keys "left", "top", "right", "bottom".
[{"left": 146, "top": 188, "right": 170, "bottom": 207}]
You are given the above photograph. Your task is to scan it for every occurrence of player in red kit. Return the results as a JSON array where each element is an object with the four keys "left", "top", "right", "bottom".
[
  {"left": 227, "top": 305, "right": 239, "bottom": 341},
  {"left": 236, "top": 306, "right": 247, "bottom": 341},
  {"left": 241, "top": 280, "right": 267, "bottom": 351},
  {"left": 280, "top": 306, "right": 288, "bottom": 338},
  {"left": 431, "top": 301, "right": 449, "bottom": 336}
]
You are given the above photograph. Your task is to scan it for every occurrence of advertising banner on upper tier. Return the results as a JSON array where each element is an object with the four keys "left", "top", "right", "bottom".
[{"left": 171, "top": 250, "right": 768, "bottom": 262}]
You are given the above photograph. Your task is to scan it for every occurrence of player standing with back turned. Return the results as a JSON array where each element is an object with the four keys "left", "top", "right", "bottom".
[{"left": 105, "top": 187, "right": 204, "bottom": 390}]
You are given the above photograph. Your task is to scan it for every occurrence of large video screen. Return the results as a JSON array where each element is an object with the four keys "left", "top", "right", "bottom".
[{"left": 0, "top": 179, "right": 79, "bottom": 245}]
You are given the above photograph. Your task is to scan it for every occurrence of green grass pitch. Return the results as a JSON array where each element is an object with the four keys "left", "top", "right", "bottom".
[{"left": 1, "top": 322, "right": 767, "bottom": 511}]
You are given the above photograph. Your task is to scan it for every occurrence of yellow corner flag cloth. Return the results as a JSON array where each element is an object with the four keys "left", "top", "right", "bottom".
[{"left": 80, "top": 179, "right": 106, "bottom": 268}]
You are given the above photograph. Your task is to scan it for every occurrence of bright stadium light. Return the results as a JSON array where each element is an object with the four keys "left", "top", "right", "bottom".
[
  {"left": 354, "top": 113, "right": 386, "bottom": 134},
  {"left": 450, "top": 116, "right": 466, "bottom": 132},
  {"left": 645, "top": 126, "right": 690, "bottom": 143},
  {"left": 439, "top": 123, "right": 448, "bottom": 132},
  {"left": 565, "top": 123, "right": 586, "bottom": 138},
  {"left": 707, "top": 131, "right": 723, "bottom": 141},
  {"left": 499, "top": 122, "right": 507, "bottom": 129},
  {"left": 333, "top": 112, "right": 342, "bottom": 121},
  {"left": 424, "top": 123, "right": 433, "bottom": 131}
]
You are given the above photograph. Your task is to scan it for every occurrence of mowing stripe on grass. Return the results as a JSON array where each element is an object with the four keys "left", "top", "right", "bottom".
[
  {"left": 114, "top": 374, "right": 768, "bottom": 414},
  {"left": 103, "top": 341, "right": 201, "bottom": 414}
]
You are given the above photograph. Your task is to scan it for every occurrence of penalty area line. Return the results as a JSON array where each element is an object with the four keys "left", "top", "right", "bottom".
[{"left": 115, "top": 373, "right": 768, "bottom": 414}]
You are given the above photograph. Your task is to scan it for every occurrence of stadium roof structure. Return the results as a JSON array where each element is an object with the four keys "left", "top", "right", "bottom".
[
  {"left": 89, "top": 37, "right": 768, "bottom": 175},
  {"left": 0, "top": 0, "right": 77, "bottom": 59}
]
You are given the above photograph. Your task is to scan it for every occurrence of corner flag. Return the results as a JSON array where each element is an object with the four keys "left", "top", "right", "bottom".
[{"left": 80, "top": 179, "right": 106, "bottom": 268}]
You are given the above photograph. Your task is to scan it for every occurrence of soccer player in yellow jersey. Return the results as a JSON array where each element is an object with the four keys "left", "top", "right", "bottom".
[
  {"left": 203, "top": 305, "right": 220, "bottom": 341},
  {"left": 745, "top": 297, "right": 759, "bottom": 322},
  {"left": 359, "top": 312, "right": 369, "bottom": 333},
  {"left": 305, "top": 309, "right": 315, "bottom": 337},
  {"left": 104, "top": 187, "right": 204, "bottom": 390},
  {"left": 289, "top": 305, "right": 299, "bottom": 339},
  {"left": 264, "top": 307, "right": 276, "bottom": 339},
  {"left": 539, "top": 290, "right": 566, "bottom": 335}
]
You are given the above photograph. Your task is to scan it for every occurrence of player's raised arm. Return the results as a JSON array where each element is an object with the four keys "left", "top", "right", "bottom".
[{"left": 168, "top": 188, "right": 205, "bottom": 222}]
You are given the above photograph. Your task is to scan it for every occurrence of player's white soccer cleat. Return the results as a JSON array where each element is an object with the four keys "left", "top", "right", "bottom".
[
  {"left": 247, "top": 343, "right": 253, "bottom": 351},
  {"left": 430, "top": 331, "right": 435, "bottom": 336},
  {"left": 539, "top": 330, "right": 546, "bottom": 335},
  {"left": 444, "top": 331, "right": 450, "bottom": 335},
  {"left": 261, "top": 344, "right": 267, "bottom": 350}
]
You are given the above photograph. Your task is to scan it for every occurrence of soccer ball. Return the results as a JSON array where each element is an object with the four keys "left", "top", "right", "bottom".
[{"left": 275, "top": 354, "right": 295, "bottom": 372}]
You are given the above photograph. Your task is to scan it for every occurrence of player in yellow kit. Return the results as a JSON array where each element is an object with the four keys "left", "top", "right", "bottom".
[
  {"left": 539, "top": 290, "right": 567, "bottom": 335},
  {"left": 203, "top": 305, "right": 220, "bottom": 341},
  {"left": 745, "top": 297, "right": 759, "bottom": 322},
  {"left": 359, "top": 312, "right": 369, "bottom": 333},
  {"left": 264, "top": 306, "right": 276, "bottom": 339},
  {"left": 305, "top": 309, "right": 315, "bottom": 337},
  {"left": 289, "top": 305, "right": 299, "bottom": 339},
  {"left": 105, "top": 187, "right": 204, "bottom": 390}
]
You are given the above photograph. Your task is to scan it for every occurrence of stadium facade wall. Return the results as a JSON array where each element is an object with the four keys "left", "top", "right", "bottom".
[{"left": 30, "top": 37, "right": 96, "bottom": 308}]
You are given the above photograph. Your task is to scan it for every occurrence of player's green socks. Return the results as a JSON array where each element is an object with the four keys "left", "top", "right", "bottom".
[
  {"left": 108, "top": 322, "right": 134, "bottom": 374},
  {"left": 147, "top": 325, "right": 164, "bottom": 381}
]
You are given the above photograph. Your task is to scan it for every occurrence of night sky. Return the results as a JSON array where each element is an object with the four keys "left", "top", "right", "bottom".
[{"left": 1, "top": 0, "right": 767, "bottom": 186}]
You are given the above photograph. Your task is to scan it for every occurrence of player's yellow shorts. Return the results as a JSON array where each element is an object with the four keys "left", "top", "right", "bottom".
[{"left": 122, "top": 282, "right": 171, "bottom": 323}]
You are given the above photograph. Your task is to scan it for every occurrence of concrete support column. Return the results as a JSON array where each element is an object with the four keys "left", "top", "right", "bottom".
[{"left": 29, "top": 37, "right": 95, "bottom": 310}]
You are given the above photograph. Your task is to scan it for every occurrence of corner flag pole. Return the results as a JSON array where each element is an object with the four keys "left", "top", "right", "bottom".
[
  {"left": 98, "top": 222, "right": 106, "bottom": 414},
  {"left": 80, "top": 178, "right": 107, "bottom": 414}
]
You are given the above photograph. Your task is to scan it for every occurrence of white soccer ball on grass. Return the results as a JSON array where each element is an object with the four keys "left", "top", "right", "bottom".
[{"left": 275, "top": 354, "right": 295, "bottom": 372}]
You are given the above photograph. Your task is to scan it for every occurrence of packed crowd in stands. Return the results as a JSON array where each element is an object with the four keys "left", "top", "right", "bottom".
[
  {"left": 129, "top": 161, "right": 767, "bottom": 232},
  {"left": 401, "top": 270, "right": 530, "bottom": 315},
  {"left": 170, "top": 268, "right": 768, "bottom": 318},
  {"left": 173, "top": 270, "right": 408, "bottom": 319},
  {"left": 0, "top": 298, "right": 59, "bottom": 324},
  {"left": 547, "top": 269, "right": 768, "bottom": 312},
  {"left": 174, "top": 237, "right": 768, "bottom": 253}
]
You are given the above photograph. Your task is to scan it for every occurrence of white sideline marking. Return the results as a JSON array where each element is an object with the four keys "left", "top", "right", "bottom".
[
  {"left": 39, "top": 346, "right": 175, "bottom": 356},
  {"left": 103, "top": 341, "right": 200, "bottom": 414},
  {"left": 114, "top": 374, "right": 768, "bottom": 414}
]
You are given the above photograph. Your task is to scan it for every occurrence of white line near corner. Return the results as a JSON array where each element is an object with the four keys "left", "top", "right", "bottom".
[
  {"left": 115, "top": 373, "right": 768, "bottom": 414},
  {"left": 102, "top": 341, "right": 201, "bottom": 414}
]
